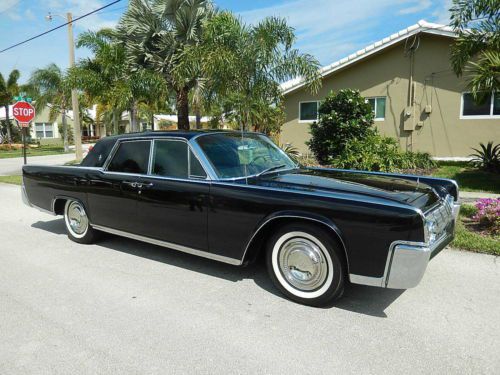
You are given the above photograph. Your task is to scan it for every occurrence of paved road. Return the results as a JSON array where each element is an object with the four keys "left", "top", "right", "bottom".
[
  {"left": 0, "top": 154, "right": 76, "bottom": 176},
  {"left": 0, "top": 183, "right": 499, "bottom": 374}
]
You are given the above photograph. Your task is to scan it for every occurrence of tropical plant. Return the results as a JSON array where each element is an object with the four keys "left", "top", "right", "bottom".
[
  {"left": 280, "top": 143, "right": 300, "bottom": 161},
  {"left": 196, "top": 11, "right": 321, "bottom": 133},
  {"left": 308, "top": 89, "right": 375, "bottom": 165},
  {"left": 69, "top": 28, "right": 168, "bottom": 134},
  {"left": 469, "top": 141, "right": 500, "bottom": 172},
  {"left": 116, "top": 0, "right": 215, "bottom": 130},
  {"left": 450, "top": 0, "right": 500, "bottom": 99},
  {"left": 0, "top": 69, "right": 21, "bottom": 143},
  {"left": 28, "top": 64, "right": 72, "bottom": 151}
]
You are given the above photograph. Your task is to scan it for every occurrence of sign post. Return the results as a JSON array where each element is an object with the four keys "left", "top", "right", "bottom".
[{"left": 12, "top": 101, "right": 36, "bottom": 165}]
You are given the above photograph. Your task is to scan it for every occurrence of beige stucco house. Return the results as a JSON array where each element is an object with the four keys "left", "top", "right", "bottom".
[{"left": 280, "top": 20, "right": 500, "bottom": 157}]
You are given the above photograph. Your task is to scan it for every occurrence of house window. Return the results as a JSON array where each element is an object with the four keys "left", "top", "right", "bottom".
[
  {"left": 366, "top": 97, "right": 386, "bottom": 120},
  {"left": 34, "top": 123, "right": 54, "bottom": 138},
  {"left": 299, "top": 101, "right": 319, "bottom": 122},
  {"left": 461, "top": 92, "right": 500, "bottom": 118}
]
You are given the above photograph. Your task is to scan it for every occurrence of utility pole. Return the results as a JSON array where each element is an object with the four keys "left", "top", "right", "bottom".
[
  {"left": 46, "top": 12, "right": 83, "bottom": 161},
  {"left": 66, "top": 12, "right": 83, "bottom": 161}
]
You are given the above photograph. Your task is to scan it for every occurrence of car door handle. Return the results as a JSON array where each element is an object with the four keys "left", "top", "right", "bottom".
[
  {"left": 138, "top": 182, "right": 154, "bottom": 189},
  {"left": 122, "top": 181, "right": 138, "bottom": 188}
]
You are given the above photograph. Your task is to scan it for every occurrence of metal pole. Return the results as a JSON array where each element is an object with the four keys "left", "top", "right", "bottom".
[
  {"left": 22, "top": 124, "right": 27, "bottom": 165},
  {"left": 67, "top": 12, "right": 83, "bottom": 161}
]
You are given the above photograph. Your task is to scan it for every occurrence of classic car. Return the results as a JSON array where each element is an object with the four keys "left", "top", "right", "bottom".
[{"left": 22, "top": 131, "right": 460, "bottom": 306}]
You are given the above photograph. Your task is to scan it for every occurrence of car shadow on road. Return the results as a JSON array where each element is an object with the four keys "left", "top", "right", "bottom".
[{"left": 32, "top": 218, "right": 404, "bottom": 318}]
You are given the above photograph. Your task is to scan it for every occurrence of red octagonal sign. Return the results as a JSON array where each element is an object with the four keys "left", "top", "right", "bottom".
[{"left": 12, "top": 101, "right": 36, "bottom": 124}]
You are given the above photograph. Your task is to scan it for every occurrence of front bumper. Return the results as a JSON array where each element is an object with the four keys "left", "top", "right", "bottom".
[{"left": 385, "top": 202, "right": 460, "bottom": 289}]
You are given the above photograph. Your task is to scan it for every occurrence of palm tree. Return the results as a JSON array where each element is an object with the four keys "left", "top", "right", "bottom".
[
  {"left": 194, "top": 12, "right": 322, "bottom": 132},
  {"left": 28, "top": 64, "right": 72, "bottom": 151},
  {"left": 0, "top": 69, "right": 21, "bottom": 143},
  {"left": 117, "top": 0, "right": 215, "bottom": 130},
  {"left": 450, "top": 0, "right": 500, "bottom": 99},
  {"left": 70, "top": 29, "right": 167, "bottom": 134}
]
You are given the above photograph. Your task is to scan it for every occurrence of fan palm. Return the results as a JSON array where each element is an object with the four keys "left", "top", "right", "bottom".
[
  {"left": 28, "top": 64, "right": 72, "bottom": 151},
  {"left": 450, "top": 0, "right": 500, "bottom": 100},
  {"left": 0, "top": 69, "right": 21, "bottom": 143},
  {"left": 192, "top": 12, "right": 322, "bottom": 132},
  {"left": 70, "top": 28, "right": 167, "bottom": 134},
  {"left": 117, "top": 0, "right": 215, "bottom": 130}
]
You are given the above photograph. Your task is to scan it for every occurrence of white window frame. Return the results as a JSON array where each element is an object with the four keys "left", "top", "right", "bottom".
[
  {"left": 298, "top": 101, "right": 319, "bottom": 123},
  {"left": 460, "top": 91, "right": 500, "bottom": 120},
  {"left": 365, "top": 97, "right": 386, "bottom": 121},
  {"left": 34, "top": 122, "right": 54, "bottom": 138}
]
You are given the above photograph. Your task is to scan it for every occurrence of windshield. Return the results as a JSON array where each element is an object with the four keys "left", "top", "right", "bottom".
[{"left": 196, "top": 133, "right": 297, "bottom": 179}]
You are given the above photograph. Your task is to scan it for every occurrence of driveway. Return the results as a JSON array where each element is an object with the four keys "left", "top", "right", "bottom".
[{"left": 0, "top": 183, "right": 498, "bottom": 374}]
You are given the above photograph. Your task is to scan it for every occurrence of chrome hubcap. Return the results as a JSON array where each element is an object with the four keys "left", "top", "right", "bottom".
[
  {"left": 67, "top": 202, "right": 88, "bottom": 235},
  {"left": 278, "top": 237, "right": 328, "bottom": 291}
]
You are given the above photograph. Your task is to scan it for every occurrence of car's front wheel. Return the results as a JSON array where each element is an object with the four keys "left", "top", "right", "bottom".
[
  {"left": 64, "top": 200, "right": 99, "bottom": 244},
  {"left": 266, "top": 223, "right": 345, "bottom": 307}
]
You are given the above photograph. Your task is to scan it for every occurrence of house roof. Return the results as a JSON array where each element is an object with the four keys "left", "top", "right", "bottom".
[{"left": 281, "top": 20, "right": 457, "bottom": 96}]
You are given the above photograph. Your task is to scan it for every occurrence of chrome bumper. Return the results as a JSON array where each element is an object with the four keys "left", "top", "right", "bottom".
[{"left": 350, "top": 201, "right": 460, "bottom": 289}]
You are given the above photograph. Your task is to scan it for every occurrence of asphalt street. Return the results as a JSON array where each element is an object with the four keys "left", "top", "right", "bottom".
[{"left": 0, "top": 183, "right": 499, "bottom": 374}]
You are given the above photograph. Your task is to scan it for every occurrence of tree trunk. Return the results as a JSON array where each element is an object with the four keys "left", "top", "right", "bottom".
[
  {"left": 150, "top": 112, "right": 155, "bottom": 131},
  {"left": 129, "top": 101, "right": 139, "bottom": 132},
  {"left": 176, "top": 87, "right": 190, "bottom": 130},
  {"left": 112, "top": 109, "right": 119, "bottom": 135},
  {"left": 195, "top": 108, "right": 201, "bottom": 129},
  {"left": 5, "top": 105, "right": 12, "bottom": 144},
  {"left": 62, "top": 110, "right": 69, "bottom": 152}
]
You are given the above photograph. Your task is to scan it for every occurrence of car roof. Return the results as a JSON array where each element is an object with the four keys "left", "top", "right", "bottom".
[{"left": 105, "top": 129, "right": 255, "bottom": 141}]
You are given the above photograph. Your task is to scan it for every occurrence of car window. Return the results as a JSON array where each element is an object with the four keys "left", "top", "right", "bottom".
[
  {"left": 107, "top": 140, "right": 151, "bottom": 174},
  {"left": 152, "top": 140, "right": 188, "bottom": 178},
  {"left": 189, "top": 149, "right": 207, "bottom": 179}
]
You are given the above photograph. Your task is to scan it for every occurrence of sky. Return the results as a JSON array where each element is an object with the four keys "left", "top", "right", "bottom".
[{"left": 0, "top": 0, "right": 453, "bottom": 84}]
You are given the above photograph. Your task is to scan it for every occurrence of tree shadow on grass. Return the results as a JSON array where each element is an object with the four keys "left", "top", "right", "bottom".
[{"left": 32, "top": 217, "right": 404, "bottom": 318}]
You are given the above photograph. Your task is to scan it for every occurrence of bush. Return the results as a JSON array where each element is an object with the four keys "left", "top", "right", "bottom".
[
  {"left": 469, "top": 141, "right": 500, "bottom": 173},
  {"left": 473, "top": 198, "right": 500, "bottom": 235},
  {"left": 307, "top": 89, "right": 375, "bottom": 164},
  {"left": 329, "top": 134, "right": 436, "bottom": 172}
]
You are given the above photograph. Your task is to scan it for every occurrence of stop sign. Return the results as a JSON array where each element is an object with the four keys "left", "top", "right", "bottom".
[{"left": 12, "top": 101, "right": 36, "bottom": 124}]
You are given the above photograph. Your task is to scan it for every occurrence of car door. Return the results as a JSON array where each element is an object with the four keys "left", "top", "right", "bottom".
[
  {"left": 135, "top": 138, "right": 210, "bottom": 251},
  {"left": 86, "top": 139, "right": 151, "bottom": 233}
]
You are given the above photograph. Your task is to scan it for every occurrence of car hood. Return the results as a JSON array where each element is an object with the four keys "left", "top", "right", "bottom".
[{"left": 250, "top": 168, "right": 440, "bottom": 211}]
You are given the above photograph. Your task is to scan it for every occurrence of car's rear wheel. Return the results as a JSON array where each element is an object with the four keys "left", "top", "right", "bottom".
[
  {"left": 64, "top": 200, "right": 99, "bottom": 244},
  {"left": 266, "top": 223, "right": 345, "bottom": 307}
]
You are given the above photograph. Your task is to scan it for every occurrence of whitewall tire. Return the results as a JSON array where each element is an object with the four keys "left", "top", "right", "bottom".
[
  {"left": 64, "top": 200, "right": 100, "bottom": 244},
  {"left": 266, "top": 223, "right": 344, "bottom": 306}
]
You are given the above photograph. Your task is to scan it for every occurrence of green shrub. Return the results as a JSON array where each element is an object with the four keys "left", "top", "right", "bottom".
[
  {"left": 469, "top": 141, "right": 500, "bottom": 173},
  {"left": 307, "top": 89, "right": 375, "bottom": 164},
  {"left": 329, "top": 134, "right": 436, "bottom": 172}
]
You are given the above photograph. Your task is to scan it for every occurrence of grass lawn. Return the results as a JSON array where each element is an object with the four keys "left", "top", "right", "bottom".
[
  {"left": 430, "top": 161, "right": 500, "bottom": 194},
  {"left": 451, "top": 204, "right": 499, "bottom": 255},
  {"left": 0, "top": 175, "right": 22, "bottom": 185},
  {"left": 0, "top": 146, "right": 70, "bottom": 159}
]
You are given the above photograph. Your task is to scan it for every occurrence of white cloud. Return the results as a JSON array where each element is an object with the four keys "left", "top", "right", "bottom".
[
  {"left": 46, "top": 0, "right": 118, "bottom": 31},
  {"left": 431, "top": 0, "right": 452, "bottom": 24},
  {"left": 399, "top": 0, "right": 432, "bottom": 15},
  {"left": 0, "top": 0, "right": 18, "bottom": 12}
]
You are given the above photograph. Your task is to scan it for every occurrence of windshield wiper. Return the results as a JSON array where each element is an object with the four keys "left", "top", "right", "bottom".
[{"left": 255, "top": 164, "right": 287, "bottom": 178}]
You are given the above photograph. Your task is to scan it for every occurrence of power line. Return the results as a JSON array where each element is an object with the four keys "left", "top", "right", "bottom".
[{"left": 0, "top": 0, "right": 123, "bottom": 54}]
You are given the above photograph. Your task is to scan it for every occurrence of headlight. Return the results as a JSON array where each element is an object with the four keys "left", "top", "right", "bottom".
[{"left": 426, "top": 219, "right": 437, "bottom": 244}]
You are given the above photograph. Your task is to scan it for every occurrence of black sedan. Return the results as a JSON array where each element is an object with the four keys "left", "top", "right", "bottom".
[{"left": 22, "top": 131, "right": 460, "bottom": 306}]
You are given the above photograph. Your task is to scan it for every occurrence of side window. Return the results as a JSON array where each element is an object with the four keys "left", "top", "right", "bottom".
[
  {"left": 108, "top": 141, "right": 151, "bottom": 174},
  {"left": 152, "top": 140, "right": 188, "bottom": 178},
  {"left": 189, "top": 149, "right": 207, "bottom": 179},
  {"left": 366, "top": 97, "right": 386, "bottom": 120}
]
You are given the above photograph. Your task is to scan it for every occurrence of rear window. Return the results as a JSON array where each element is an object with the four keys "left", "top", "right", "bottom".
[
  {"left": 80, "top": 137, "right": 118, "bottom": 168},
  {"left": 107, "top": 141, "right": 151, "bottom": 174}
]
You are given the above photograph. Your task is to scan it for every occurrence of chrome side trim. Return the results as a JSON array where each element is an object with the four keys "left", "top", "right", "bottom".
[
  {"left": 349, "top": 274, "right": 384, "bottom": 287},
  {"left": 91, "top": 224, "right": 243, "bottom": 266},
  {"left": 241, "top": 214, "right": 349, "bottom": 273}
]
